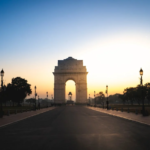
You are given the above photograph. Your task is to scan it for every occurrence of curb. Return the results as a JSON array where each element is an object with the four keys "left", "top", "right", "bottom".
[
  {"left": 0, "top": 107, "right": 56, "bottom": 128},
  {"left": 87, "top": 107, "right": 150, "bottom": 126}
]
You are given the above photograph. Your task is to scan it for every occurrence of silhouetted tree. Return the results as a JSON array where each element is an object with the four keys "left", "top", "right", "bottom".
[
  {"left": 122, "top": 84, "right": 149, "bottom": 105},
  {"left": 136, "top": 85, "right": 147, "bottom": 105},
  {"left": 108, "top": 94, "right": 122, "bottom": 104},
  {"left": 128, "top": 87, "right": 136, "bottom": 105},
  {"left": 26, "top": 98, "right": 36, "bottom": 104},
  {"left": 118, "top": 94, "right": 126, "bottom": 105},
  {"left": 7, "top": 77, "right": 32, "bottom": 106},
  {"left": 96, "top": 92, "right": 105, "bottom": 105},
  {"left": 144, "top": 83, "right": 150, "bottom": 104},
  {"left": 0, "top": 85, "right": 9, "bottom": 106}
]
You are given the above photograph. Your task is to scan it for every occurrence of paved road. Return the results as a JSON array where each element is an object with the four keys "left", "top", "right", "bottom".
[{"left": 0, "top": 106, "right": 150, "bottom": 150}]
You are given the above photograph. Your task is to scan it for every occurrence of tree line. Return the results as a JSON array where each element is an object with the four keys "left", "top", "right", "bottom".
[
  {"left": 89, "top": 92, "right": 105, "bottom": 106},
  {"left": 119, "top": 83, "right": 150, "bottom": 105},
  {"left": 0, "top": 77, "right": 32, "bottom": 106},
  {"left": 90, "top": 83, "right": 150, "bottom": 106}
]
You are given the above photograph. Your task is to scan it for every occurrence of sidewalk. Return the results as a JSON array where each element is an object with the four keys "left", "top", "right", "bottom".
[
  {"left": 0, "top": 107, "right": 56, "bottom": 128},
  {"left": 87, "top": 106, "right": 150, "bottom": 126}
]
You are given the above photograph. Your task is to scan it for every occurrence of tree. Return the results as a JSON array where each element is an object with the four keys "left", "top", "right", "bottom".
[
  {"left": 7, "top": 77, "right": 32, "bottom": 106},
  {"left": 96, "top": 92, "right": 105, "bottom": 106},
  {"left": 145, "top": 83, "right": 150, "bottom": 104},
  {"left": 0, "top": 85, "right": 8, "bottom": 106},
  {"left": 26, "top": 98, "right": 36, "bottom": 104},
  {"left": 127, "top": 87, "right": 136, "bottom": 105},
  {"left": 118, "top": 94, "right": 126, "bottom": 105},
  {"left": 122, "top": 84, "right": 148, "bottom": 105},
  {"left": 135, "top": 84, "right": 147, "bottom": 105}
]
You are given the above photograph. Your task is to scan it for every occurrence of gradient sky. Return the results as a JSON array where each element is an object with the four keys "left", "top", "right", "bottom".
[{"left": 0, "top": 0, "right": 150, "bottom": 100}]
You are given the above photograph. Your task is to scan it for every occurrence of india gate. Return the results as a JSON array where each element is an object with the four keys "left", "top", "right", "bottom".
[{"left": 53, "top": 57, "right": 88, "bottom": 104}]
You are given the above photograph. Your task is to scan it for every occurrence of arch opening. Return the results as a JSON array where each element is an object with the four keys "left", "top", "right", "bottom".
[{"left": 65, "top": 80, "right": 76, "bottom": 103}]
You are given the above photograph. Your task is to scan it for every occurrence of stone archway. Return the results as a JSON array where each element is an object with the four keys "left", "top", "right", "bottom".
[{"left": 53, "top": 57, "right": 88, "bottom": 104}]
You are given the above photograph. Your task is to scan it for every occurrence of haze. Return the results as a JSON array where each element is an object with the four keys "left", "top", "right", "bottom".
[{"left": 1, "top": 0, "right": 150, "bottom": 100}]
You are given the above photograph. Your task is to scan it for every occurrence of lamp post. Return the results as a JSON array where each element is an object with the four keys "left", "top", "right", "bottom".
[
  {"left": 51, "top": 94, "right": 53, "bottom": 106},
  {"left": 35, "top": 86, "right": 37, "bottom": 110},
  {"left": 101, "top": 97, "right": 104, "bottom": 109},
  {"left": 68, "top": 92, "right": 72, "bottom": 101},
  {"left": 68, "top": 92, "right": 72, "bottom": 105},
  {"left": 38, "top": 95, "right": 39, "bottom": 103},
  {"left": 139, "top": 68, "right": 145, "bottom": 115},
  {"left": 89, "top": 94, "right": 90, "bottom": 105},
  {"left": 52, "top": 95, "right": 54, "bottom": 103},
  {"left": 0, "top": 69, "right": 4, "bottom": 118},
  {"left": 46, "top": 92, "right": 48, "bottom": 107},
  {"left": 106, "top": 85, "right": 109, "bottom": 110},
  {"left": 1, "top": 69, "right": 4, "bottom": 88},
  {"left": 94, "top": 91, "right": 96, "bottom": 106},
  {"left": 52, "top": 95, "right": 54, "bottom": 106}
]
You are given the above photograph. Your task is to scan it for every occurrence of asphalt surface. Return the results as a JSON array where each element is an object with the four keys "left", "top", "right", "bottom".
[{"left": 0, "top": 106, "right": 150, "bottom": 150}]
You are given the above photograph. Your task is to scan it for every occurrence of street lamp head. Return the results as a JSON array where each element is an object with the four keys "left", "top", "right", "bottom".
[
  {"left": 68, "top": 92, "right": 72, "bottom": 95},
  {"left": 1, "top": 69, "right": 4, "bottom": 77},
  {"left": 106, "top": 85, "right": 108, "bottom": 90},
  {"left": 139, "top": 68, "right": 143, "bottom": 76}
]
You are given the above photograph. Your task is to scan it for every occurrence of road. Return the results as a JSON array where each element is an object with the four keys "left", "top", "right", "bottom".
[{"left": 0, "top": 106, "right": 150, "bottom": 150}]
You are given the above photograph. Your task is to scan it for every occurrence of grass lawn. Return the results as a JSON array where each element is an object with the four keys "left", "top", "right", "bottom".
[
  {"left": 109, "top": 104, "right": 150, "bottom": 114},
  {"left": 91, "top": 104, "right": 150, "bottom": 115},
  {"left": 1, "top": 105, "right": 49, "bottom": 115},
  {"left": 2, "top": 106, "right": 34, "bottom": 115}
]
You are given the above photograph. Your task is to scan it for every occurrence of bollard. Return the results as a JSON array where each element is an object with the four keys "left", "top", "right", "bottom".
[
  {"left": 128, "top": 108, "right": 130, "bottom": 113},
  {"left": 7, "top": 110, "right": 10, "bottom": 116},
  {"left": 121, "top": 108, "right": 123, "bottom": 112},
  {"left": 116, "top": 108, "right": 118, "bottom": 111},
  {"left": 15, "top": 110, "right": 17, "bottom": 114}
]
